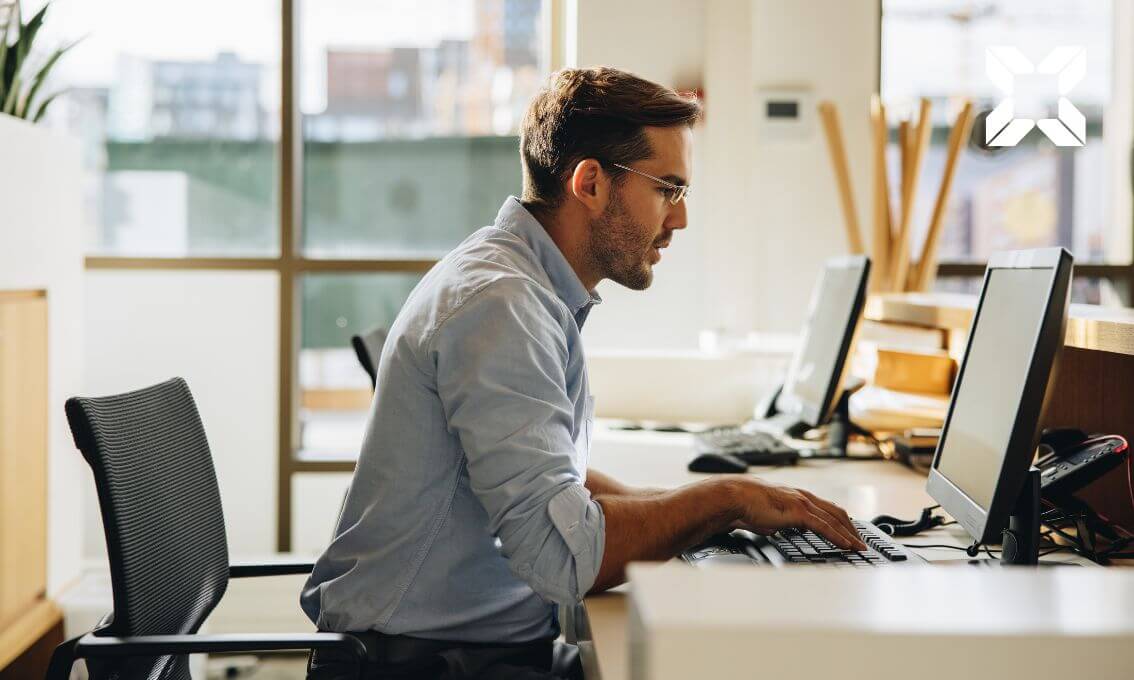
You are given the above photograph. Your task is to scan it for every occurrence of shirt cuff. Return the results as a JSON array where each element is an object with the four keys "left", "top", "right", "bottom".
[{"left": 547, "top": 483, "right": 606, "bottom": 599}]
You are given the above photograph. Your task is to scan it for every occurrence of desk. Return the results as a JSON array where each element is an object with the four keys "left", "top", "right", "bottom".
[{"left": 578, "top": 424, "right": 1088, "bottom": 680}]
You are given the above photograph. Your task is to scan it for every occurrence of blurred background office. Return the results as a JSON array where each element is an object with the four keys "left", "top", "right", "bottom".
[{"left": 0, "top": 0, "right": 1130, "bottom": 674}]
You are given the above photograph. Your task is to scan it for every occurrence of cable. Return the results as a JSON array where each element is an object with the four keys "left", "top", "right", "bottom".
[
  {"left": 871, "top": 505, "right": 948, "bottom": 537},
  {"left": 1039, "top": 546, "right": 1075, "bottom": 557},
  {"left": 1102, "top": 536, "right": 1134, "bottom": 556},
  {"left": 1127, "top": 446, "right": 1134, "bottom": 514},
  {"left": 899, "top": 543, "right": 972, "bottom": 551}
]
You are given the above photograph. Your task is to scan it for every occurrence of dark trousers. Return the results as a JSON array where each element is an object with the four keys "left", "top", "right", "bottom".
[{"left": 306, "top": 631, "right": 583, "bottom": 680}]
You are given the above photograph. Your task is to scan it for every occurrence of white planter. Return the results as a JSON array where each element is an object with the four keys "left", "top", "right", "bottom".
[{"left": 0, "top": 112, "right": 87, "bottom": 596}]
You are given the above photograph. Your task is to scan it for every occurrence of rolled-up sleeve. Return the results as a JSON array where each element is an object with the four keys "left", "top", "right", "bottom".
[{"left": 431, "top": 278, "right": 605, "bottom": 604}]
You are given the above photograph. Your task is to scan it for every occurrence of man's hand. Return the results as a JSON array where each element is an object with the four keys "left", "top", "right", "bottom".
[
  {"left": 728, "top": 477, "right": 867, "bottom": 551},
  {"left": 591, "top": 475, "right": 866, "bottom": 593}
]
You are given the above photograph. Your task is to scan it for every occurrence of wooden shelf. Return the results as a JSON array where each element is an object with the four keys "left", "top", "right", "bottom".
[
  {"left": 867, "top": 292, "right": 1134, "bottom": 357},
  {"left": 0, "top": 599, "right": 60, "bottom": 671}
]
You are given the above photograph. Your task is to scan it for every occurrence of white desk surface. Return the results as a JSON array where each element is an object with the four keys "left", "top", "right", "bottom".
[{"left": 580, "top": 423, "right": 1096, "bottom": 680}]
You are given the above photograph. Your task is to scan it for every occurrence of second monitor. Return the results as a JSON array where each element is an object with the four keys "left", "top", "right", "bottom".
[
  {"left": 926, "top": 247, "right": 1074, "bottom": 565},
  {"left": 692, "top": 254, "right": 871, "bottom": 466}
]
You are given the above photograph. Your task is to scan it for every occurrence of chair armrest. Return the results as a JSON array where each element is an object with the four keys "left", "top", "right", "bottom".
[
  {"left": 229, "top": 561, "right": 315, "bottom": 577},
  {"left": 77, "top": 631, "right": 365, "bottom": 659}
]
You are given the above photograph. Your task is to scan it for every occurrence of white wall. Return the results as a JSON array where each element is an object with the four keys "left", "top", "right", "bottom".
[
  {"left": 747, "top": 1, "right": 878, "bottom": 331},
  {"left": 573, "top": 0, "right": 879, "bottom": 347},
  {"left": 83, "top": 271, "right": 279, "bottom": 559},
  {"left": 570, "top": 0, "right": 711, "bottom": 350},
  {"left": 0, "top": 114, "right": 86, "bottom": 595}
]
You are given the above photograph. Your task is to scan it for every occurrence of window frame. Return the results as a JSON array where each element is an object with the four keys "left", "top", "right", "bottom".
[
  {"left": 83, "top": 0, "right": 561, "bottom": 550},
  {"left": 876, "top": 0, "right": 1134, "bottom": 301}
]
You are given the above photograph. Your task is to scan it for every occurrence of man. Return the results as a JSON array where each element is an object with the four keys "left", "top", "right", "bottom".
[{"left": 303, "top": 67, "right": 865, "bottom": 679}]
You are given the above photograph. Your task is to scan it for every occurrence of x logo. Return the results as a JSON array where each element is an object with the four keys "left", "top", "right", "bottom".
[{"left": 985, "top": 46, "right": 1086, "bottom": 147}]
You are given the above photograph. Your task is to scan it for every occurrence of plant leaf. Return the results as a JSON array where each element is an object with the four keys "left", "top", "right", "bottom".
[
  {"left": 3, "top": 71, "right": 20, "bottom": 114},
  {"left": 0, "top": 14, "right": 11, "bottom": 105},
  {"left": 2, "top": 34, "right": 18, "bottom": 92},
  {"left": 31, "top": 88, "right": 60, "bottom": 122},
  {"left": 16, "top": 3, "right": 48, "bottom": 65},
  {"left": 20, "top": 37, "right": 77, "bottom": 118},
  {"left": 2, "top": 0, "right": 29, "bottom": 92}
]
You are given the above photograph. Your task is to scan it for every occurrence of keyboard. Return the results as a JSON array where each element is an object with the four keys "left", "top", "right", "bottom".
[
  {"left": 694, "top": 426, "right": 800, "bottom": 465},
  {"left": 682, "top": 519, "right": 925, "bottom": 567}
]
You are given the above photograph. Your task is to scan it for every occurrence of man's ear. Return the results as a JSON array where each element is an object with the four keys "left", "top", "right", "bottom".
[{"left": 568, "top": 159, "right": 609, "bottom": 215}]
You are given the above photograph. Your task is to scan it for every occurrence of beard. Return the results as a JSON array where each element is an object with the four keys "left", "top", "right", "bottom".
[{"left": 587, "top": 190, "right": 660, "bottom": 291}]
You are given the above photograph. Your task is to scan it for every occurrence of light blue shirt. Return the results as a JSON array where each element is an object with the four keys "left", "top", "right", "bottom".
[{"left": 301, "top": 197, "right": 606, "bottom": 643}]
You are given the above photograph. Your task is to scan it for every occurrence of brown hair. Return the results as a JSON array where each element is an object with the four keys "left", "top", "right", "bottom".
[{"left": 519, "top": 67, "right": 702, "bottom": 216}]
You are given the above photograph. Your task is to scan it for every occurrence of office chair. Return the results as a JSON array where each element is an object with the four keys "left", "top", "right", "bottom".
[
  {"left": 47, "top": 377, "right": 365, "bottom": 680},
  {"left": 350, "top": 325, "right": 388, "bottom": 388}
]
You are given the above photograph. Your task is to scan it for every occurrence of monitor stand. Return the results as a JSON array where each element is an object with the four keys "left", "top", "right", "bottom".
[
  {"left": 963, "top": 468, "right": 1047, "bottom": 567},
  {"left": 1000, "top": 467, "right": 1041, "bottom": 565},
  {"left": 764, "top": 411, "right": 809, "bottom": 439},
  {"left": 822, "top": 383, "right": 871, "bottom": 457}
]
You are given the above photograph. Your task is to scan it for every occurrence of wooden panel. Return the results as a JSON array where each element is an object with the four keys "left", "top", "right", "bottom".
[
  {"left": 0, "top": 293, "right": 49, "bottom": 633},
  {"left": 1041, "top": 347, "right": 1134, "bottom": 532},
  {"left": 865, "top": 292, "right": 976, "bottom": 330},
  {"left": 868, "top": 292, "right": 1134, "bottom": 357},
  {"left": 301, "top": 387, "right": 372, "bottom": 411},
  {"left": 0, "top": 600, "right": 61, "bottom": 676}
]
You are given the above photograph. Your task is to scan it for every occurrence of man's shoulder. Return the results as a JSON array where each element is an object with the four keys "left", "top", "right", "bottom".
[{"left": 407, "top": 228, "right": 568, "bottom": 343}]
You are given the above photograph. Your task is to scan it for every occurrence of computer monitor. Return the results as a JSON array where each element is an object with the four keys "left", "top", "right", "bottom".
[
  {"left": 926, "top": 248, "right": 1072, "bottom": 559},
  {"left": 776, "top": 255, "right": 871, "bottom": 428}
]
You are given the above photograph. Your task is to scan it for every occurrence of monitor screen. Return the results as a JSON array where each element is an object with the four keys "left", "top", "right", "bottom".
[
  {"left": 934, "top": 268, "right": 1056, "bottom": 511},
  {"left": 927, "top": 248, "right": 1072, "bottom": 546},
  {"left": 779, "top": 256, "right": 868, "bottom": 427}
]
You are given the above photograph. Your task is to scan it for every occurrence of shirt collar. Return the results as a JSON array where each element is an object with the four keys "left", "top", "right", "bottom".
[{"left": 494, "top": 197, "right": 602, "bottom": 320}]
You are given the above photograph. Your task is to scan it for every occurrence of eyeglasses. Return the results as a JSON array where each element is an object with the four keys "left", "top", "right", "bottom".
[{"left": 611, "top": 163, "right": 691, "bottom": 205}]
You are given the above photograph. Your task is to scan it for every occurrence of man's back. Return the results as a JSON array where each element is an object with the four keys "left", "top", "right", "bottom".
[{"left": 300, "top": 198, "right": 605, "bottom": 643}]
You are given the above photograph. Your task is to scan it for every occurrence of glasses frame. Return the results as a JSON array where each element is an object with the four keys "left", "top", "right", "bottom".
[{"left": 611, "top": 162, "right": 690, "bottom": 205}]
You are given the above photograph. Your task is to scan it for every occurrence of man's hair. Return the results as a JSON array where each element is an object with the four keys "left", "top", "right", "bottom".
[{"left": 519, "top": 67, "right": 702, "bottom": 215}]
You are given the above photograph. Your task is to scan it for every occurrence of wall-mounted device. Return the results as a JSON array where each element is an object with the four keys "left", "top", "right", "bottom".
[{"left": 755, "top": 87, "right": 815, "bottom": 141}]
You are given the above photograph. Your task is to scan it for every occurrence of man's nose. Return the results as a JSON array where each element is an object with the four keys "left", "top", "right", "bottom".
[{"left": 666, "top": 198, "right": 688, "bottom": 231}]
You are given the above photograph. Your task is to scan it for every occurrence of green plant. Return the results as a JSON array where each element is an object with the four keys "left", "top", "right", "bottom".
[{"left": 0, "top": 1, "right": 78, "bottom": 122}]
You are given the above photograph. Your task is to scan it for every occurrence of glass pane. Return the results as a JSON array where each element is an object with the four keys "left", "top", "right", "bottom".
[
  {"left": 31, "top": 0, "right": 280, "bottom": 256},
  {"left": 299, "top": 0, "right": 547, "bottom": 258},
  {"left": 85, "top": 270, "right": 280, "bottom": 557},
  {"left": 881, "top": 1, "right": 1121, "bottom": 263},
  {"left": 298, "top": 273, "right": 423, "bottom": 461},
  {"left": 935, "top": 276, "right": 1129, "bottom": 307}
]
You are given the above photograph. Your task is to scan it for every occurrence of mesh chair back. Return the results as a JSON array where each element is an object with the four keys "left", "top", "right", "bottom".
[
  {"left": 66, "top": 378, "right": 230, "bottom": 678},
  {"left": 350, "top": 326, "right": 388, "bottom": 388}
]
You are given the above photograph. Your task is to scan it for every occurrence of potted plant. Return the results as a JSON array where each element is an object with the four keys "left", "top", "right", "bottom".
[{"left": 0, "top": 0, "right": 77, "bottom": 122}]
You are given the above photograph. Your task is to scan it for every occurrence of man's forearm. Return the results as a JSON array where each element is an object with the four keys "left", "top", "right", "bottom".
[
  {"left": 585, "top": 467, "right": 664, "bottom": 497},
  {"left": 587, "top": 474, "right": 867, "bottom": 594},
  {"left": 590, "top": 478, "right": 739, "bottom": 592}
]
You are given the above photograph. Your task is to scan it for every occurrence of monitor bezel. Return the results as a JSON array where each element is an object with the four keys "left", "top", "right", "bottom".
[
  {"left": 780, "top": 254, "right": 871, "bottom": 428},
  {"left": 925, "top": 247, "right": 1072, "bottom": 545}
]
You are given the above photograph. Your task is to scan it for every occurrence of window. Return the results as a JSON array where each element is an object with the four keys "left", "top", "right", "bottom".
[
  {"left": 298, "top": 0, "right": 546, "bottom": 258},
  {"left": 37, "top": 0, "right": 282, "bottom": 257},
  {"left": 298, "top": 273, "right": 423, "bottom": 461},
  {"left": 43, "top": 0, "right": 551, "bottom": 549},
  {"left": 881, "top": 0, "right": 1130, "bottom": 304}
]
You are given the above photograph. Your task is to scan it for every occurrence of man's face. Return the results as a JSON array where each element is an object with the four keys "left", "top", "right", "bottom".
[{"left": 587, "top": 126, "right": 692, "bottom": 290}]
